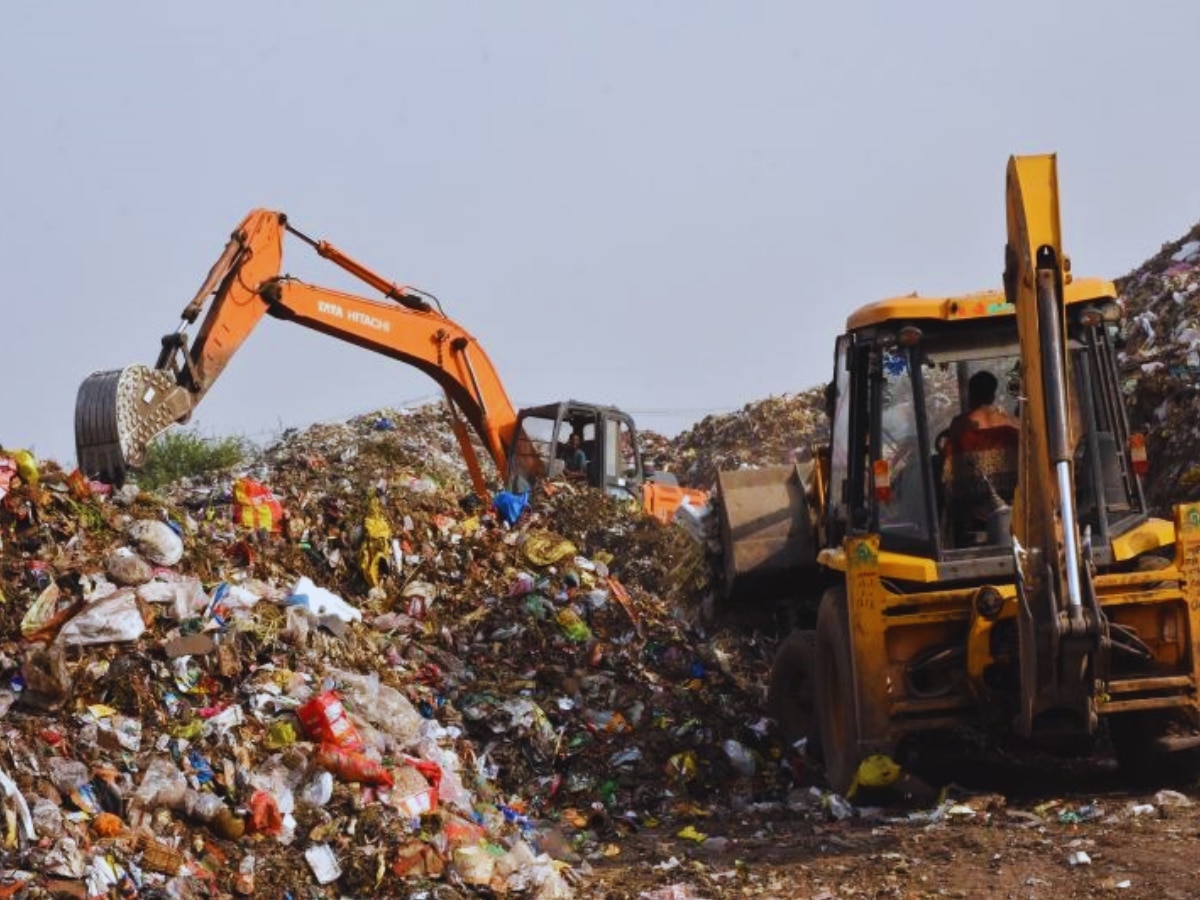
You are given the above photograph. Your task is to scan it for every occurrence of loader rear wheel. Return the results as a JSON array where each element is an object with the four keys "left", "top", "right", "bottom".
[
  {"left": 768, "top": 629, "right": 817, "bottom": 755},
  {"left": 1109, "top": 711, "right": 1200, "bottom": 786},
  {"left": 814, "top": 587, "right": 861, "bottom": 794}
]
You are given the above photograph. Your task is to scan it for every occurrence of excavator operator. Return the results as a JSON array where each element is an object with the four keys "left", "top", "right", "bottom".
[
  {"left": 943, "top": 370, "right": 1020, "bottom": 546},
  {"left": 563, "top": 432, "right": 589, "bottom": 480}
]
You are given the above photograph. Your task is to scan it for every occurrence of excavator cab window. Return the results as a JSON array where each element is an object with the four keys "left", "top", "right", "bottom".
[{"left": 509, "top": 416, "right": 559, "bottom": 491}]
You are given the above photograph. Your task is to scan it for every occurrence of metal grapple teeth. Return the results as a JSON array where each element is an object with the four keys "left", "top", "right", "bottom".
[{"left": 74, "top": 365, "right": 191, "bottom": 485}]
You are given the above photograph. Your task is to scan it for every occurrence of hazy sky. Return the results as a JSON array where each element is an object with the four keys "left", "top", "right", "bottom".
[{"left": 3, "top": 3, "right": 1199, "bottom": 466}]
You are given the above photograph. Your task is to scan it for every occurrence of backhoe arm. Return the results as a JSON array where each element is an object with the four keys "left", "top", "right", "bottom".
[
  {"left": 75, "top": 210, "right": 521, "bottom": 498},
  {"left": 1004, "top": 154, "right": 1099, "bottom": 736}
]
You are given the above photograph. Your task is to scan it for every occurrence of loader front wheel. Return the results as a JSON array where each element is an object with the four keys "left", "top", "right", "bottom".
[
  {"left": 814, "top": 587, "right": 861, "bottom": 794},
  {"left": 768, "top": 629, "right": 817, "bottom": 755}
]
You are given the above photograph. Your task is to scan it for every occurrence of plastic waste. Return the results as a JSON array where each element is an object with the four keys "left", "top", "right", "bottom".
[
  {"left": 105, "top": 547, "right": 154, "bottom": 586},
  {"left": 325, "top": 666, "right": 422, "bottom": 745},
  {"left": 493, "top": 490, "right": 530, "bottom": 525},
  {"left": 55, "top": 590, "right": 146, "bottom": 645},
  {"left": 523, "top": 531, "right": 579, "bottom": 566},
  {"left": 21, "top": 581, "right": 67, "bottom": 639},
  {"left": 825, "top": 792, "right": 854, "bottom": 820},
  {"left": 249, "top": 790, "right": 283, "bottom": 835},
  {"left": 13, "top": 449, "right": 39, "bottom": 486},
  {"left": 299, "top": 771, "right": 335, "bottom": 807},
  {"left": 286, "top": 576, "right": 362, "bottom": 623},
  {"left": 305, "top": 843, "right": 342, "bottom": 884},
  {"left": 297, "top": 690, "right": 365, "bottom": 750},
  {"left": 234, "top": 853, "right": 256, "bottom": 895},
  {"left": 19, "top": 643, "right": 73, "bottom": 711},
  {"left": 31, "top": 797, "right": 64, "bottom": 839},
  {"left": 556, "top": 607, "right": 592, "bottom": 642},
  {"left": 48, "top": 758, "right": 90, "bottom": 795},
  {"left": 128, "top": 519, "right": 184, "bottom": 566},
  {"left": 133, "top": 757, "right": 188, "bottom": 809},
  {"left": 0, "top": 764, "right": 35, "bottom": 840},
  {"left": 722, "top": 738, "right": 756, "bottom": 777},
  {"left": 315, "top": 744, "right": 395, "bottom": 787}
]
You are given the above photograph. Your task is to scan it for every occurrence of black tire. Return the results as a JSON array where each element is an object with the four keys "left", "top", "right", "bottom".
[
  {"left": 1109, "top": 711, "right": 1200, "bottom": 787},
  {"left": 768, "top": 630, "right": 817, "bottom": 753},
  {"left": 814, "top": 586, "right": 862, "bottom": 794}
]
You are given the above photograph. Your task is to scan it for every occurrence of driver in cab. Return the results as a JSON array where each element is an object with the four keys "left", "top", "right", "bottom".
[{"left": 563, "top": 432, "right": 588, "bottom": 480}]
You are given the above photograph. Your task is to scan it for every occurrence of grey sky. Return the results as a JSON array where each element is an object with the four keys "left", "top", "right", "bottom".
[{"left": 3, "top": 3, "right": 1198, "bottom": 466}]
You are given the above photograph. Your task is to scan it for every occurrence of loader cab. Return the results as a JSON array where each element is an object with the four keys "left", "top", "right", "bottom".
[
  {"left": 506, "top": 401, "right": 643, "bottom": 499},
  {"left": 826, "top": 284, "right": 1148, "bottom": 572}
]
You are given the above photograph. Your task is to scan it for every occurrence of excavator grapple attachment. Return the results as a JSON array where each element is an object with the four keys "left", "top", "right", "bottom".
[{"left": 75, "top": 365, "right": 193, "bottom": 485}]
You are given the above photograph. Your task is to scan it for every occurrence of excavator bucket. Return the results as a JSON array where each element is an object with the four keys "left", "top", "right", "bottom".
[
  {"left": 75, "top": 365, "right": 191, "bottom": 485},
  {"left": 717, "top": 463, "right": 818, "bottom": 602}
]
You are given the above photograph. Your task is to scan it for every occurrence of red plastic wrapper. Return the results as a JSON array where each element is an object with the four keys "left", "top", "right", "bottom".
[
  {"left": 297, "top": 691, "right": 364, "bottom": 751},
  {"left": 315, "top": 744, "right": 395, "bottom": 788},
  {"left": 249, "top": 790, "right": 283, "bottom": 835}
]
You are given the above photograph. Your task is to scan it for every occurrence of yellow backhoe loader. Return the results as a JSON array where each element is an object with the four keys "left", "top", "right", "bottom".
[{"left": 720, "top": 155, "right": 1200, "bottom": 791}]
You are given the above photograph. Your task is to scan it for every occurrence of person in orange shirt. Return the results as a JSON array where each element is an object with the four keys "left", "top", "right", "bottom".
[{"left": 949, "top": 370, "right": 1018, "bottom": 440}]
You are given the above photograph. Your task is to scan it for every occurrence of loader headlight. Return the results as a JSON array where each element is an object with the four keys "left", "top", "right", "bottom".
[{"left": 974, "top": 586, "right": 1004, "bottom": 621}]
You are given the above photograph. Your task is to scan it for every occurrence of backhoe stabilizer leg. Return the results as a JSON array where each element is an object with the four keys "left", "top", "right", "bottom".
[{"left": 75, "top": 365, "right": 195, "bottom": 485}]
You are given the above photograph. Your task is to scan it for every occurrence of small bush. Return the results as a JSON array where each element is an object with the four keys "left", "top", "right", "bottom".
[{"left": 135, "top": 429, "right": 253, "bottom": 490}]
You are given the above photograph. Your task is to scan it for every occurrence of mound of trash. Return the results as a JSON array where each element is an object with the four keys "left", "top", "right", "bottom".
[
  {"left": 1115, "top": 221, "right": 1200, "bottom": 514},
  {"left": 0, "top": 406, "right": 786, "bottom": 899},
  {"left": 650, "top": 388, "right": 830, "bottom": 490}
]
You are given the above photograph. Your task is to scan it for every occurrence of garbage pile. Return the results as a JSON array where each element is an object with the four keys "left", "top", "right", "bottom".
[
  {"left": 1115, "top": 220, "right": 1200, "bottom": 514},
  {"left": 649, "top": 388, "right": 830, "bottom": 490},
  {"left": 0, "top": 406, "right": 792, "bottom": 899}
]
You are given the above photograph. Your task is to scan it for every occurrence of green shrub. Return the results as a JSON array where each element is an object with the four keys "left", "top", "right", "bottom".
[{"left": 134, "top": 428, "right": 253, "bottom": 490}]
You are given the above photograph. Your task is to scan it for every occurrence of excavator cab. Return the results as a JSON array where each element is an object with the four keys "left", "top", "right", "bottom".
[{"left": 505, "top": 402, "right": 643, "bottom": 498}]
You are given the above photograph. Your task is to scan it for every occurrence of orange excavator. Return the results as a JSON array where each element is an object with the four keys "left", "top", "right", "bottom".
[{"left": 74, "top": 209, "right": 704, "bottom": 521}]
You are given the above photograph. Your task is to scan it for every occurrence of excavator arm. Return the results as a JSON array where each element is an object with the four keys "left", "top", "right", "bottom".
[
  {"left": 75, "top": 209, "right": 522, "bottom": 498},
  {"left": 1004, "top": 154, "right": 1102, "bottom": 736}
]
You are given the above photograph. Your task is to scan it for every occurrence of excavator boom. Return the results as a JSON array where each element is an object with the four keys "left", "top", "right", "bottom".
[
  {"left": 75, "top": 209, "right": 520, "bottom": 497},
  {"left": 74, "top": 208, "right": 702, "bottom": 522}
]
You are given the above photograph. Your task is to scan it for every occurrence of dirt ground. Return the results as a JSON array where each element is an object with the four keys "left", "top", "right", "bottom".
[{"left": 582, "top": 755, "right": 1200, "bottom": 900}]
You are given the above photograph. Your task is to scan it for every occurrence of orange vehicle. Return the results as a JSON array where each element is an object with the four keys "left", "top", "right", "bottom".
[{"left": 74, "top": 209, "right": 705, "bottom": 521}]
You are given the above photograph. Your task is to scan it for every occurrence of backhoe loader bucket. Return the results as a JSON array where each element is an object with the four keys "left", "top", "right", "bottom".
[
  {"left": 717, "top": 463, "right": 818, "bottom": 602},
  {"left": 75, "top": 365, "right": 191, "bottom": 485}
]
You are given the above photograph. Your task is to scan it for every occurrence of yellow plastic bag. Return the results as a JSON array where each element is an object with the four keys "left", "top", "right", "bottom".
[
  {"left": 13, "top": 450, "right": 38, "bottom": 486},
  {"left": 522, "top": 532, "right": 578, "bottom": 567},
  {"left": 847, "top": 753, "right": 902, "bottom": 797},
  {"left": 358, "top": 495, "right": 392, "bottom": 587}
]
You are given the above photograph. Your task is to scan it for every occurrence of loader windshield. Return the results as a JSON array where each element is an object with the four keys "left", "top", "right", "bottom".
[{"left": 866, "top": 313, "right": 1144, "bottom": 560}]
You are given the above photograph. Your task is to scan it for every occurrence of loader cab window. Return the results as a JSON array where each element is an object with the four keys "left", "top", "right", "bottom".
[
  {"left": 1070, "top": 316, "right": 1145, "bottom": 542},
  {"left": 875, "top": 346, "right": 934, "bottom": 550},
  {"left": 826, "top": 335, "right": 854, "bottom": 546},
  {"left": 933, "top": 355, "right": 1021, "bottom": 549}
]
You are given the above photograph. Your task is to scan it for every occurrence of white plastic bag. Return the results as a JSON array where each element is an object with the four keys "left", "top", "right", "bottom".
[
  {"left": 56, "top": 590, "right": 145, "bottom": 645},
  {"left": 128, "top": 519, "right": 184, "bottom": 566},
  {"left": 287, "top": 576, "right": 362, "bottom": 623}
]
